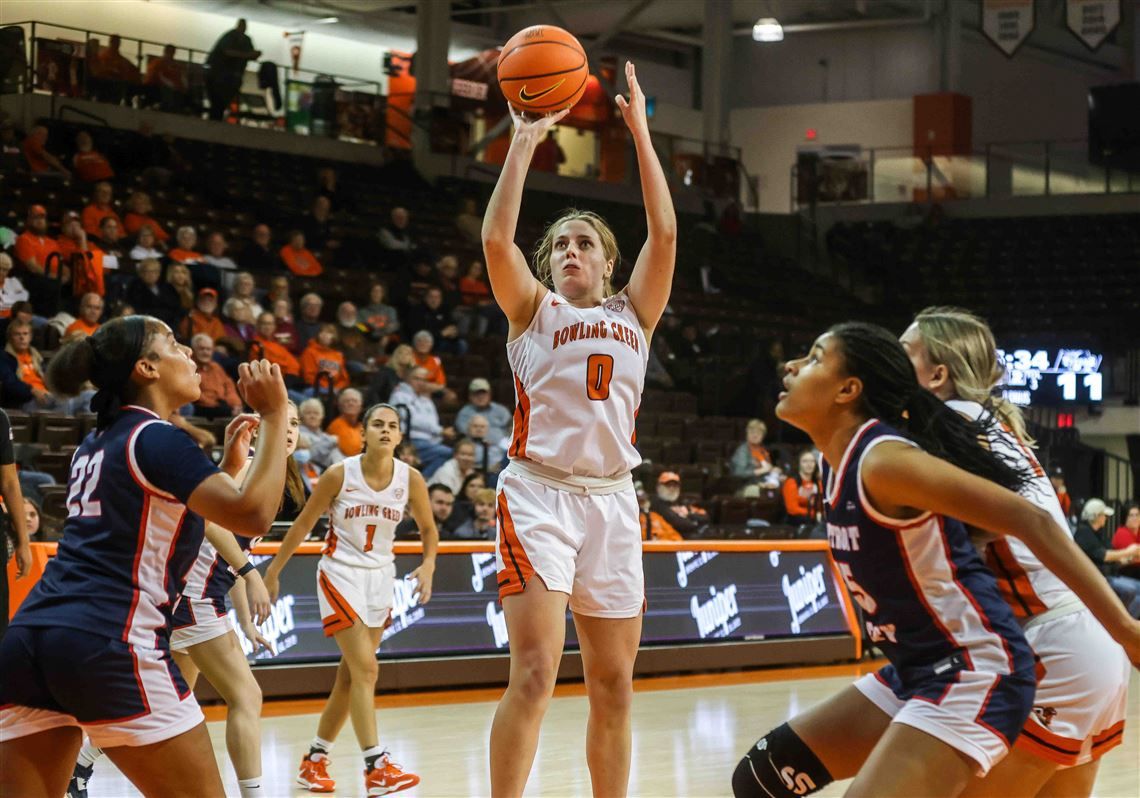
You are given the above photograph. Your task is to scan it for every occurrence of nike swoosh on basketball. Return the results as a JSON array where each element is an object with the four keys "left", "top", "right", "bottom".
[{"left": 518, "top": 79, "right": 564, "bottom": 103}]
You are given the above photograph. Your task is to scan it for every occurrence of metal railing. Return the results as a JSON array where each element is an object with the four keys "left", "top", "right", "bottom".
[
  {"left": 792, "top": 142, "right": 1140, "bottom": 207},
  {"left": 3, "top": 20, "right": 745, "bottom": 201}
]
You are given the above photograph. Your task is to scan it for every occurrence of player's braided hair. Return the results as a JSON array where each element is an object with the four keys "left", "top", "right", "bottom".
[{"left": 829, "top": 322, "right": 1032, "bottom": 494}]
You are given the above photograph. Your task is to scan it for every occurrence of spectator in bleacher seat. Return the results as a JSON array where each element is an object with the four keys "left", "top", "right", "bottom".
[
  {"left": 280, "top": 229, "right": 322, "bottom": 277},
  {"left": 57, "top": 214, "right": 104, "bottom": 302},
  {"left": 165, "top": 262, "right": 195, "bottom": 313},
  {"left": 179, "top": 286, "right": 225, "bottom": 342},
  {"left": 364, "top": 343, "right": 415, "bottom": 406},
  {"left": 124, "top": 192, "right": 169, "bottom": 245},
  {"left": 295, "top": 293, "right": 324, "bottom": 350},
  {"left": 1113, "top": 502, "right": 1140, "bottom": 579},
  {"left": 203, "top": 232, "right": 239, "bottom": 290},
  {"left": 63, "top": 293, "right": 104, "bottom": 340},
  {"left": 125, "top": 258, "right": 182, "bottom": 328},
  {"left": 71, "top": 130, "right": 115, "bottom": 184},
  {"left": 531, "top": 130, "right": 566, "bottom": 173},
  {"left": 296, "top": 397, "right": 338, "bottom": 469},
  {"left": 144, "top": 44, "right": 188, "bottom": 112},
  {"left": 407, "top": 286, "right": 465, "bottom": 355},
  {"left": 409, "top": 330, "right": 447, "bottom": 390},
  {"left": 89, "top": 34, "right": 140, "bottom": 105},
  {"left": 14, "top": 206, "right": 62, "bottom": 315},
  {"left": 450, "top": 487, "right": 496, "bottom": 541},
  {"left": 389, "top": 366, "right": 455, "bottom": 477},
  {"left": 730, "top": 419, "right": 776, "bottom": 485},
  {"left": 435, "top": 255, "right": 463, "bottom": 308},
  {"left": 271, "top": 298, "right": 300, "bottom": 354},
  {"left": 454, "top": 197, "right": 483, "bottom": 246},
  {"left": 205, "top": 18, "right": 261, "bottom": 121},
  {"left": 456, "top": 378, "right": 512, "bottom": 442},
  {"left": 1050, "top": 465, "right": 1072, "bottom": 519},
  {"left": 431, "top": 438, "right": 478, "bottom": 495},
  {"left": 82, "top": 182, "right": 122, "bottom": 237},
  {"left": 316, "top": 167, "right": 346, "bottom": 212},
  {"left": 333, "top": 301, "right": 377, "bottom": 374},
  {"left": 645, "top": 335, "right": 674, "bottom": 390},
  {"left": 0, "top": 254, "right": 30, "bottom": 320},
  {"left": 95, "top": 216, "right": 126, "bottom": 269},
  {"left": 465, "top": 414, "right": 507, "bottom": 474},
  {"left": 395, "top": 483, "right": 458, "bottom": 540},
  {"left": 638, "top": 482, "right": 682, "bottom": 541},
  {"left": 230, "top": 271, "right": 264, "bottom": 317},
  {"left": 782, "top": 449, "right": 822, "bottom": 524},
  {"left": 378, "top": 206, "right": 416, "bottom": 256},
  {"left": 189, "top": 333, "right": 241, "bottom": 419},
  {"left": 1075, "top": 498, "right": 1140, "bottom": 618},
  {"left": 452, "top": 472, "right": 487, "bottom": 522},
  {"left": 358, "top": 282, "right": 400, "bottom": 347},
  {"left": 300, "top": 322, "right": 350, "bottom": 392},
  {"left": 300, "top": 195, "right": 339, "bottom": 256},
  {"left": 650, "top": 471, "right": 709, "bottom": 539},
  {"left": 23, "top": 496, "right": 43, "bottom": 541},
  {"left": 457, "top": 259, "right": 504, "bottom": 338},
  {"left": 326, "top": 387, "right": 364, "bottom": 461},
  {"left": 5, "top": 319, "right": 92, "bottom": 413},
  {"left": 128, "top": 224, "right": 165, "bottom": 263},
  {"left": 219, "top": 297, "right": 256, "bottom": 353},
  {"left": 252, "top": 310, "right": 301, "bottom": 379},
  {"left": 168, "top": 225, "right": 205, "bottom": 265},
  {"left": 239, "top": 223, "right": 276, "bottom": 272},
  {"left": 265, "top": 274, "right": 291, "bottom": 306},
  {"left": 22, "top": 125, "right": 71, "bottom": 179},
  {"left": 395, "top": 440, "right": 421, "bottom": 470}
]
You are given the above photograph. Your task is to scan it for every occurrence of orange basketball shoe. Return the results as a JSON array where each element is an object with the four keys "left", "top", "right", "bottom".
[
  {"left": 296, "top": 754, "right": 336, "bottom": 793},
  {"left": 364, "top": 751, "right": 420, "bottom": 796}
]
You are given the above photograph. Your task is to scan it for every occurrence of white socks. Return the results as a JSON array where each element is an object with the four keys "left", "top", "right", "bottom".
[
  {"left": 237, "top": 776, "right": 263, "bottom": 796},
  {"left": 77, "top": 741, "right": 103, "bottom": 768}
]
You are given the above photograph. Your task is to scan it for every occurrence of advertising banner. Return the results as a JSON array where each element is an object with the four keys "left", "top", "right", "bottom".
[{"left": 237, "top": 548, "right": 852, "bottom": 664}]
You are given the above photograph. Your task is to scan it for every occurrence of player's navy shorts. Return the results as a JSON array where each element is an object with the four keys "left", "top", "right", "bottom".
[{"left": 0, "top": 625, "right": 202, "bottom": 747}]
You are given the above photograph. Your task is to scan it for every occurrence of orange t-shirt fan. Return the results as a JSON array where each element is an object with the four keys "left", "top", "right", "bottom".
[{"left": 497, "top": 25, "right": 589, "bottom": 113}]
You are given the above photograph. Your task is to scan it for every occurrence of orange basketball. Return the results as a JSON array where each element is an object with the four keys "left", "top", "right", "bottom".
[{"left": 497, "top": 25, "right": 589, "bottom": 113}]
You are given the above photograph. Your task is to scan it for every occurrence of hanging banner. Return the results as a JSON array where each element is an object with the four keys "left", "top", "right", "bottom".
[
  {"left": 1065, "top": 0, "right": 1120, "bottom": 50},
  {"left": 286, "top": 31, "right": 305, "bottom": 74},
  {"left": 982, "top": 0, "right": 1035, "bottom": 57}
]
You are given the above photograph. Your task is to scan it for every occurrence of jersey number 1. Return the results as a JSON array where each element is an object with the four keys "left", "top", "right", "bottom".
[
  {"left": 66, "top": 451, "right": 104, "bottom": 518},
  {"left": 364, "top": 524, "right": 376, "bottom": 553},
  {"left": 586, "top": 354, "right": 614, "bottom": 401}
]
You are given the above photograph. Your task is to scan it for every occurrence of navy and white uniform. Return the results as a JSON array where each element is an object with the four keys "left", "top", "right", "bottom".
[
  {"left": 949, "top": 400, "right": 1129, "bottom": 767},
  {"left": 0, "top": 406, "right": 221, "bottom": 748},
  {"left": 825, "top": 420, "right": 1036, "bottom": 775},
  {"left": 170, "top": 531, "right": 257, "bottom": 651}
]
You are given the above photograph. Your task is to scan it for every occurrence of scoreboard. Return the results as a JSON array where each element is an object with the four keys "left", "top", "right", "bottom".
[{"left": 997, "top": 348, "right": 1104, "bottom": 407}]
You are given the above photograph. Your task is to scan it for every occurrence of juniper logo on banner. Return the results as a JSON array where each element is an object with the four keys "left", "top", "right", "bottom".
[
  {"left": 782, "top": 564, "right": 829, "bottom": 634},
  {"left": 983, "top": 0, "right": 1035, "bottom": 56},
  {"left": 233, "top": 593, "right": 298, "bottom": 659},
  {"left": 690, "top": 584, "right": 741, "bottom": 638},
  {"left": 383, "top": 575, "right": 426, "bottom": 641},
  {"left": 1066, "top": 0, "right": 1120, "bottom": 50},
  {"left": 470, "top": 552, "right": 497, "bottom": 592},
  {"left": 675, "top": 550, "right": 718, "bottom": 588},
  {"left": 485, "top": 602, "right": 509, "bottom": 648}
]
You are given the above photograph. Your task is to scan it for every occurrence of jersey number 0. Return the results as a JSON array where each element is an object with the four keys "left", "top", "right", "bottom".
[{"left": 586, "top": 354, "right": 614, "bottom": 401}]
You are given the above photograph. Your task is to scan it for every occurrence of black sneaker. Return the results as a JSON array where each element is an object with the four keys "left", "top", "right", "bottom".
[{"left": 68, "top": 762, "right": 93, "bottom": 798}]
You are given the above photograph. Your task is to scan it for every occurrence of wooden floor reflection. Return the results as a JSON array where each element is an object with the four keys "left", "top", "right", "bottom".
[{"left": 87, "top": 664, "right": 1139, "bottom": 797}]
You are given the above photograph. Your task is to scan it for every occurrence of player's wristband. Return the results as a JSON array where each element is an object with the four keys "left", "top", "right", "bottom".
[{"left": 236, "top": 561, "right": 257, "bottom": 578}]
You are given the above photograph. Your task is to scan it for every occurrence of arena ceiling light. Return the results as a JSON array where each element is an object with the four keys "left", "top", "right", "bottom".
[
  {"left": 752, "top": 17, "right": 784, "bottom": 42},
  {"left": 313, "top": 16, "right": 340, "bottom": 24}
]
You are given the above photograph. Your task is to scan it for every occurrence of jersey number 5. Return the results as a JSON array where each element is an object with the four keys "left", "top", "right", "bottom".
[
  {"left": 364, "top": 524, "right": 376, "bottom": 553},
  {"left": 586, "top": 354, "right": 614, "bottom": 401},
  {"left": 66, "top": 451, "right": 105, "bottom": 518}
]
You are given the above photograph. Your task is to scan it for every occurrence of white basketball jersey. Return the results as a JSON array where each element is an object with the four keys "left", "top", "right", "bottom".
[
  {"left": 948, "top": 400, "right": 1075, "bottom": 617},
  {"left": 506, "top": 290, "right": 648, "bottom": 478},
  {"left": 323, "top": 455, "right": 409, "bottom": 569}
]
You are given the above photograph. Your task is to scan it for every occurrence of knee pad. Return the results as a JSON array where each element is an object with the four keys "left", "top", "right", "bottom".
[{"left": 732, "top": 722, "right": 833, "bottom": 798}]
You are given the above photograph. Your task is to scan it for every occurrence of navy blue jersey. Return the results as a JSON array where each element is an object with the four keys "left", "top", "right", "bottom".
[
  {"left": 824, "top": 420, "right": 1034, "bottom": 688},
  {"left": 11, "top": 407, "right": 221, "bottom": 648},
  {"left": 180, "top": 531, "right": 256, "bottom": 607}
]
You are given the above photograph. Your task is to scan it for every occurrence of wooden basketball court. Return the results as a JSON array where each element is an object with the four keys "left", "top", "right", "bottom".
[{"left": 84, "top": 663, "right": 1139, "bottom": 797}]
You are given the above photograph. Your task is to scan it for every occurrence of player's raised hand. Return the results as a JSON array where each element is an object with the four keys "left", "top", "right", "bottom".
[
  {"left": 219, "top": 413, "right": 260, "bottom": 475},
  {"left": 615, "top": 61, "right": 648, "bottom": 136},
  {"left": 237, "top": 360, "right": 287, "bottom": 415},
  {"left": 509, "top": 102, "right": 569, "bottom": 138}
]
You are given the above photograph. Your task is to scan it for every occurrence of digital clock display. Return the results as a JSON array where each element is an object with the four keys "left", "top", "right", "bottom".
[{"left": 997, "top": 348, "right": 1104, "bottom": 407}]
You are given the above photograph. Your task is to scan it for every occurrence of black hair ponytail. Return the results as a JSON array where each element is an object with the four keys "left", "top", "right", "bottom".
[
  {"left": 46, "top": 316, "right": 162, "bottom": 430},
  {"left": 830, "top": 322, "right": 1032, "bottom": 494}
]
